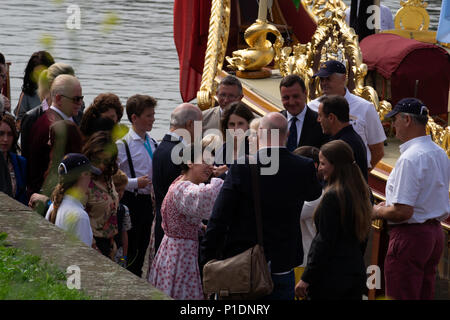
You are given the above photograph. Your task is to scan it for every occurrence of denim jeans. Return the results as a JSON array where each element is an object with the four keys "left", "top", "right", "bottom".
[{"left": 263, "top": 269, "right": 295, "bottom": 300}]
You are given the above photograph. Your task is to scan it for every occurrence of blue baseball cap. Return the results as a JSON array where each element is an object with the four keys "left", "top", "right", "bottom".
[
  {"left": 58, "top": 153, "right": 101, "bottom": 176},
  {"left": 385, "top": 98, "right": 429, "bottom": 119},
  {"left": 313, "top": 60, "right": 346, "bottom": 78}
]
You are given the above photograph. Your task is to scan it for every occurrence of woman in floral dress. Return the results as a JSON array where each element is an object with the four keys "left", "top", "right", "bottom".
[{"left": 149, "top": 142, "right": 224, "bottom": 300}]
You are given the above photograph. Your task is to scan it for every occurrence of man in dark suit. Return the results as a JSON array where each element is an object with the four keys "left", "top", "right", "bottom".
[
  {"left": 27, "top": 74, "right": 83, "bottom": 197},
  {"left": 317, "top": 95, "right": 368, "bottom": 181},
  {"left": 153, "top": 103, "right": 203, "bottom": 252},
  {"left": 279, "top": 74, "right": 327, "bottom": 151},
  {"left": 201, "top": 112, "right": 322, "bottom": 299}
]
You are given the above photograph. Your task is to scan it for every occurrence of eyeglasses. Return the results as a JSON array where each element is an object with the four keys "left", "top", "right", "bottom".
[
  {"left": 217, "top": 93, "right": 239, "bottom": 100},
  {"left": 61, "top": 94, "right": 84, "bottom": 103}
]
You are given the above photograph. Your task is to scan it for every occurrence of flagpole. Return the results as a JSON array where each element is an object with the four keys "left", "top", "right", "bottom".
[{"left": 258, "top": 0, "right": 268, "bottom": 22}]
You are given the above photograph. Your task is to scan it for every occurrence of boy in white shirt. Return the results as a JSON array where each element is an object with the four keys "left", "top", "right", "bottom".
[{"left": 116, "top": 94, "right": 157, "bottom": 277}]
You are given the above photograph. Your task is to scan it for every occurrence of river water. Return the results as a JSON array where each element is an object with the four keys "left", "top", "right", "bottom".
[{"left": 0, "top": 0, "right": 443, "bottom": 140}]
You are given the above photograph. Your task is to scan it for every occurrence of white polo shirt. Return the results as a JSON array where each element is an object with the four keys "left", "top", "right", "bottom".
[
  {"left": 45, "top": 195, "right": 93, "bottom": 246},
  {"left": 309, "top": 89, "right": 386, "bottom": 166},
  {"left": 385, "top": 135, "right": 450, "bottom": 224}
]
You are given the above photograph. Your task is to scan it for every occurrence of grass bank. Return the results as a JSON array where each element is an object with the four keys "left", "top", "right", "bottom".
[{"left": 0, "top": 232, "right": 90, "bottom": 300}]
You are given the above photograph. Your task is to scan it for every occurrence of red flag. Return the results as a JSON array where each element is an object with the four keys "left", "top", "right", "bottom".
[
  {"left": 278, "top": 0, "right": 317, "bottom": 44},
  {"left": 174, "top": 0, "right": 211, "bottom": 102}
]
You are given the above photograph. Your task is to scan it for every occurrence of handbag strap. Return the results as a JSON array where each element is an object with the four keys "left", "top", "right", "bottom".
[
  {"left": 250, "top": 163, "right": 263, "bottom": 246},
  {"left": 122, "top": 139, "right": 138, "bottom": 194}
]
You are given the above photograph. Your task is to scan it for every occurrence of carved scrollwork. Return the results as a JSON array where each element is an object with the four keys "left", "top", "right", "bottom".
[{"left": 277, "top": 9, "right": 392, "bottom": 119}]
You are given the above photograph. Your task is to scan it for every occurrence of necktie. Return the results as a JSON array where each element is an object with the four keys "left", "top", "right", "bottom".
[
  {"left": 287, "top": 117, "right": 298, "bottom": 152},
  {"left": 144, "top": 135, "right": 154, "bottom": 159}
]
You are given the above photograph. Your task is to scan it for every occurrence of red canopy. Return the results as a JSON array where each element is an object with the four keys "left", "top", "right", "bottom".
[
  {"left": 360, "top": 33, "right": 450, "bottom": 115},
  {"left": 174, "top": 0, "right": 317, "bottom": 103}
]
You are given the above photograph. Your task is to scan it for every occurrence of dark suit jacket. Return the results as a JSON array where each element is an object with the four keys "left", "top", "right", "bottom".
[
  {"left": 21, "top": 104, "right": 83, "bottom": 161},
  {"left": 0, "top": 152, "right": 12, "bottom": 196},
  {"left": 281, "top": 107, "right": 328, "bottom": 149},
  {"left": 152, "top": 133, "right": 183, "bottom": 251},
  {"left": 331, "top": 125, "right": 368, "bottom": 181},
  {"left": 301, "top": 189, "right": 367, "bottom": 299},
  {"left": 201, "top": 147, "right": 322, "bottom": 273},
  {"left": 9, "top": 152, "right": 28, "bottom": 205},
  {"left": 27, "top": 108, "right": 64, "bottom": 196}
]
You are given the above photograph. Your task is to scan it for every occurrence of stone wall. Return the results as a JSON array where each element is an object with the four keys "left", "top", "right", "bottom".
[{"left": 0, "top": 192, "right": 170, "bottom": 300}]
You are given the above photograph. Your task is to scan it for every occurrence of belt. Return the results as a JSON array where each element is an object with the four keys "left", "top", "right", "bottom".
[
  {"left": 389, "top": 219, "right": 439, "bottom": 229},
  {"left": 124, "top": 190, "right": 151, "bottom": 198}
]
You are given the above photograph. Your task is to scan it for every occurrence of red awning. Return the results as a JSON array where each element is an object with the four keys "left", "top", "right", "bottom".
[{"left": 360, "top": 33, "right": 450, "bottom": 115}]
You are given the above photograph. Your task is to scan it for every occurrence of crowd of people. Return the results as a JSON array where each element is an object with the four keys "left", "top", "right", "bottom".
[{"left": 0, "top": 51, "right": 448, "bottom": 301}]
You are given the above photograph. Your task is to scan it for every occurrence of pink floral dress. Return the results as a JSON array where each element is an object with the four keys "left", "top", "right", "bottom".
[{"left": 149, "top": 176, "right": 223, "bottom": 300}]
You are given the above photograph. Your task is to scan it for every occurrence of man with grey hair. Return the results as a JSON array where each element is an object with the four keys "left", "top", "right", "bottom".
[
  {"left": 27, "top": 74, "right": 83, "bottom": 196},
  {"left": 308, "top": 60, "right": 386, "bottom": 170},
  {"left": 372, "top": 98, "right": 449, "bottom": 300},
  {"left": 152, "top": 103, "right": 202, "bottom": 252},
  {"left": 202, "top": 75, "right": 244, "bottom": 133},
  {"left": 201, "top": 111, "right": 322, "bottom": 300}
]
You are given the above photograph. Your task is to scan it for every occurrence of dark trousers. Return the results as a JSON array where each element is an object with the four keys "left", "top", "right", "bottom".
[
  {"left": 122, "top": 191, "right": 153, "bottom": 277},
  {"left": 154, "top": 207, "right": 164, "bottom": 254},
  {"left": 94, "top": 236, "right": 113, "bottom": 259}
]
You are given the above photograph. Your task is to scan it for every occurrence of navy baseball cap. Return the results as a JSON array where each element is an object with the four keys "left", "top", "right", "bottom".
[
  {"left": 385, "top": 98, "right": 429, "bottom": 119},
  {"left": 58, "top": 153, "right": 101, "bottom": 176},
  {"left": 313, "top": 60, "right": 346, "bottom": 78}
]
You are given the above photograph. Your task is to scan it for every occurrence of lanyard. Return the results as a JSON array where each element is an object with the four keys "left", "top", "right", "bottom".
[{"left": 144, "top": 135, "right": 153, "bottom": 160}]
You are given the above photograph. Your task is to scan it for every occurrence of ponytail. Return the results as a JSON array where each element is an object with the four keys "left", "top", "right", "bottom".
[
  {"left": 49, "top": 184, "right": 65, "bottom": 224},
  {"left": 48, "top": 176, "right": 78, "bottom": 224}
]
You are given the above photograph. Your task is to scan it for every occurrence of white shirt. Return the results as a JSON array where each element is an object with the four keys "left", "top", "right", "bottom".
[
  {"left": 345, "top": 3, "right": 394, "bottom": 31},
  {"left": 116, "top": 127, "right": 157, "bottom": 194},
  {"left": 309, "top": 89, "right": 386, "bottom": 167},
  {"left": 286, "top": 105, "right": 307, "bottom": 146},
  {"left": 385, "top": 135, "right": 450, "bottom": 224},
  {"left": 45, "top": 195, "right": 93, "bottom": 246},
  {"left": 50, "top": 105, "right": 74, "bottom": 122},
  {"left": 299, "top": 194, "right": 322, "bottom": 267}
]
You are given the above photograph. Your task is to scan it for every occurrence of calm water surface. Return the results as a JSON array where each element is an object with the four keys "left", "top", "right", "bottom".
[{"left": 0, "top": 0, "right": 443, "bottom": 140}]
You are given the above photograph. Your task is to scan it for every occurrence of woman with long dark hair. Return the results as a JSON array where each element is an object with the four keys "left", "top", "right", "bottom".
[
  {"left": 0, "top": 112, "right": 27, "bottom": 204},
  {"left": 15, "top": 51, "right": 54, "bottom": 121},
  {"left": 216, "top": 101, "right": 254, "bottom": 166},
  {"left": 295, "top": 139, "right": 372, "bottom": 300}
]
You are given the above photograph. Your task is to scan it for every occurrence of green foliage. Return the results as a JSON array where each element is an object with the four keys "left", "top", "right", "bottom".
[{"left": 0, "top": 234, "right": 90, "bottom": 300}]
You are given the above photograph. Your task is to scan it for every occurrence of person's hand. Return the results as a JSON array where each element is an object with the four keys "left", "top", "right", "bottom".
[
  {"left": 3, "top": 96, "right": 11, "bottom": 113},
  {"left": 137, "top": 175, "right": 150, "bottom": 189},
  {"left": 295, "top": 280, "right": 309, "bottom": 299},
  {"left": 372, "top": 201, "right": 386, "bottom": 220},
  {"left": 213, "top": 165, "right": 228, "bottom": 177},
  {"left": 28, "top": 193, "right": 49, "bottom": 209}
]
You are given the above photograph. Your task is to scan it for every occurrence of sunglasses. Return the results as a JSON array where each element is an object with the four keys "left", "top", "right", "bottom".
[{"left": 61, "top": 94, "right": 84, "bottom": 103}]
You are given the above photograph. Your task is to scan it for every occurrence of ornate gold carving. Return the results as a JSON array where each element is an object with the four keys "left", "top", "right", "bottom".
[
  {"left": 197, "top": 0, "right": 231, "bottom": 111},
  {"left": 225, "top": 20, "right": 284, "bottom": 72},
  {"left": 394, "top": 0, "right": 430, "bottom": 31},
  {"left": 426, "top": 117, "right": 450, "bottom": 157},
  {"left": 277, "top": 10, "right": 392, "bottom": 120},
  {"left": 301, "top": 0, "right": 346, "bottom": 20}
]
